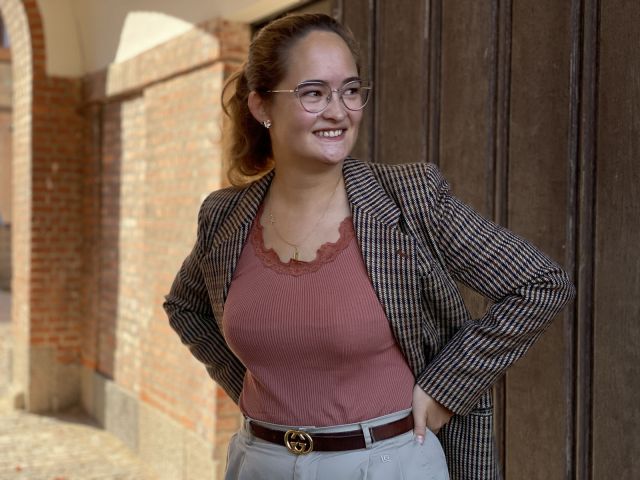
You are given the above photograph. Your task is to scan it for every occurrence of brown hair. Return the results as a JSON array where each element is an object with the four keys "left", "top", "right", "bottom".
[{"left": 222, "top": 13, "right": 360, "bottom": 186}]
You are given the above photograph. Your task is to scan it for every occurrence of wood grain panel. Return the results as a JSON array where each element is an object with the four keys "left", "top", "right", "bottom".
[
  {"left": 336, "top": 1, "right": 640, "bottom": 477},
  {"left": 439, "top": 0, "right": 493, "bottom": 216},
  {"left": 569, "top": 1, "right": 599, "bottom": 478},
  {"left": 374, "top": 0, "right": 429, "bottom": 164},
  {"left": 426, "top": 0, "right": 442, "bottom": 167},
  {"left": 593, "top": 2, "right": 640, "bottom": 478},
  {"left": 489, "top": 0, "right": 513, "bottom": 469},
  {"left": 505, "top": 1, "right": 573, "bottom": 478},
  {"left": 339, "top": 0, "right": 375, "bottom": 162}
]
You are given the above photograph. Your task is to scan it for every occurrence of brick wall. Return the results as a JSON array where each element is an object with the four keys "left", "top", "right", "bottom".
[
  {"left": 0, "top": 1, "right": 250, "bottom": 475},
  {"left": 79, "top": 18, "right": 250, "bottom": 477},
  {"left": 30, "top": 75, "right": 84, "bottom": 362},
  {"left": 0, "top": 0, "right": 34, "bottom": 405},
  {"left": 26, "top": 0, "right": 85, "bottom": 410}
]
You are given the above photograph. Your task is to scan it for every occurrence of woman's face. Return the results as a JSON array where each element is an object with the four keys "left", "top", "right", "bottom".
[{"left": 265, "top": 30, "right": 363, "bottom": 170}]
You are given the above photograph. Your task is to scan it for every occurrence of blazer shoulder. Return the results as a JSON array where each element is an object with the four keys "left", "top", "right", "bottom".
[
  {"left": 367, "top": 162, "right": 442, "bottom": 183},
  {"left": 195, "top": 185, "right": 248, "bottom": 251},
  {"left": 367, "top": 161, "right": 451, "bottom": 207},
  {"left": 200, "top": 185, "right": 245, "bottom": 220}
]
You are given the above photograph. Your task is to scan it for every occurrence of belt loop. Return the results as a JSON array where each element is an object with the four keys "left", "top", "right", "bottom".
[{"left": 360, "top": 422, "right": 373, "bottom": 449}]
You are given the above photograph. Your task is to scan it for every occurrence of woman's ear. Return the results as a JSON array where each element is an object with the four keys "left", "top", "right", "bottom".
[{"left": 248, "top": 91, "right": 269, "bottom": 125}]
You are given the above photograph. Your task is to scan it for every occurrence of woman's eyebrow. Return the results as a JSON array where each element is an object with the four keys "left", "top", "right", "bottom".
[{"left": 300, "top": 76, "right": 362, "bottom": 85}]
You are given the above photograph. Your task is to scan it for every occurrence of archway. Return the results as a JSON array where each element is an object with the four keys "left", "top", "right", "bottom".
[
  {"left": 0, "top": 0, "right": 86, "bottom": 413},
  {"left": 0, "top": 0, "right": 34, "bottom": 409}
]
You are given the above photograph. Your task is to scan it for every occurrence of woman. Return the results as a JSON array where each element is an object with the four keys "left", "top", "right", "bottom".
[{"left": 164, "top": 13, "right": 574, "bottom": 480}]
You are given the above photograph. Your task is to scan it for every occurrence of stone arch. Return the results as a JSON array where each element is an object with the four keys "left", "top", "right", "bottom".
[
  {"left": 0, "top": 0, "right": 83, "bottom": 412},
  {"left": 0, "top": 0, "right": 36, "bottom": 408}
]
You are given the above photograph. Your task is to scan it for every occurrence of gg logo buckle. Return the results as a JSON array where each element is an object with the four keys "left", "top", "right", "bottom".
[{"left": 284, "top": 429, "right": 313, "bottom": 455}]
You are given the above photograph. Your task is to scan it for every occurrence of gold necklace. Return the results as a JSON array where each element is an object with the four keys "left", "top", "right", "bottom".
[{"left": 268, "top": 175, "right": 342, "bottom": 261}]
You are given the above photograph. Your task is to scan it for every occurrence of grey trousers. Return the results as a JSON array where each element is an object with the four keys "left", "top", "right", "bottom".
[{"left": 225, "top": 409, "right": 449, "bottom": 480}]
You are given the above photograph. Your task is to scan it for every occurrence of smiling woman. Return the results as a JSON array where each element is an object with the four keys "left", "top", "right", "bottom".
[
  {"left": 164, "top": 12, "right": 574, "bottom": 480},
  {"left": 249, "top": 30, "right": 363, "bottom": 175},
  {"left": 222, "top": 13, "right": 363, "bottom": 184}
]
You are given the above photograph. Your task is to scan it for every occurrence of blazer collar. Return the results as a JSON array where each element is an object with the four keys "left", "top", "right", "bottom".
[
  {"left": 343, "top": 158, "right": 402, "bottom": 227},
  {"left": 212, "top": 157, "right": 403, "bottom": 246},
  {"left": 210, "top": 170, "right": 274, "bottom": 249},
  {"left": 343, "top": 159, "right": 427, "bottom": 375}
]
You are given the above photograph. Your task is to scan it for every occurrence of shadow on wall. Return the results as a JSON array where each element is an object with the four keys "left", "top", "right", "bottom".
[
  {"left": 0, "top": 224, "right": 9, "bottom": 393},
  {"left": 0, "top": 223, "right": 9, "bottom": 291},
  {"left": 79, "top": 98, "right": 126, "bottom": 441},
  {"left": 0, "top": 272, "right": 11, "bottom": 396},
  {"left": 89, "top": 101, "right": 122, "bottom": 394}
]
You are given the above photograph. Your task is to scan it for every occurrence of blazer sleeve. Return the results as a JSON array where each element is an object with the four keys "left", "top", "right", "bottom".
[
  {"left": 413, "top": 164, "right": 575, "bottom": 416},
  {"left": 163, "top": 198, "right": 245, "bottom": 403}
]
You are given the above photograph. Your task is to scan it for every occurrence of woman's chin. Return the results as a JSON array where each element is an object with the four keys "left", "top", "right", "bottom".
[{"left": 316, "top": 144, "right": 354, "bottom": 164}]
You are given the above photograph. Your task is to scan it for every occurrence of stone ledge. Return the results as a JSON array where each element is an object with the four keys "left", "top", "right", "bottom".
[{"left": 82, "top": 367, "right": 218, "bottom": 480}]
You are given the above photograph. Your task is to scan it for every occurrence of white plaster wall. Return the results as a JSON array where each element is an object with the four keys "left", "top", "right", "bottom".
[
  {"left": 37, "top": 0, "right": 302, "bottom": 76},
  {"left": 36, "top": 0, "right": 83, "bottom": 76}
]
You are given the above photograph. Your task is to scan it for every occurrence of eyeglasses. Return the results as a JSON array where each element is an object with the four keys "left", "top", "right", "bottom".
[{"left": 267, "top": 79, "right": 372, "bottom": 114}]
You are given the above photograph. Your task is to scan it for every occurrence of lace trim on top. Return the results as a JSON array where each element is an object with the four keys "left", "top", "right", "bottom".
[{"left": 251, "top": 204, "right": 355, "bottom": 276}]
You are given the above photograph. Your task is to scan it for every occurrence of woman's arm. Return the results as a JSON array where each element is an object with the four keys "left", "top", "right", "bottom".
[
  {"left": 163, "top": 199, "right": 246, "bottom": 403},
  {"left": 411, "top": 164, "right": 575, "bottom": 416}
]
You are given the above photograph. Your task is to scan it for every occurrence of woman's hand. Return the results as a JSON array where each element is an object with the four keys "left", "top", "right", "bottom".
[{"left": 412, "top": 384, "right": 453, "bottom": 444}]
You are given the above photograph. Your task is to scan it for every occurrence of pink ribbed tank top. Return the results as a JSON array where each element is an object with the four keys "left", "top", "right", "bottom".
[{"left": 222, "top": 207, "right": 414, "bottom": 426}]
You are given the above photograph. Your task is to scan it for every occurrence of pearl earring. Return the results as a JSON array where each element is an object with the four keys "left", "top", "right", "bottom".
[{"left": 262, "top": 120, "right": 272, "bottom": 129}]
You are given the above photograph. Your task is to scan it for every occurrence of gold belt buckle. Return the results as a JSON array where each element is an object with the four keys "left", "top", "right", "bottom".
[{"left": 284, "top": 429, "right": 314, "bottom": 455}]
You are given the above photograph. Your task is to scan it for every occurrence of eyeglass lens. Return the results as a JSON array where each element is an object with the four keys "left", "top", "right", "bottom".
[{"left": 297, "top": 81, "right": 370, "bottom": 113}]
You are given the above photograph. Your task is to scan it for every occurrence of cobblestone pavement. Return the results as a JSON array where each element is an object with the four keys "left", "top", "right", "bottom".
[
  {"left": 0, "top": 291, "right": 158, "bottom": 480},
  {"left": 0, "top": 407, "right": 158, "bottom": 479}
]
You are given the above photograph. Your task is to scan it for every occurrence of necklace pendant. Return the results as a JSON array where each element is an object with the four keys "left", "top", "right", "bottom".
[{"left": 293, "top": 249, "right": 299, "bottom": 261}]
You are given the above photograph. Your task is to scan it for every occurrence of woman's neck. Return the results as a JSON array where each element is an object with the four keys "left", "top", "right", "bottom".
[
  {"left": 268, "top": 161, "right": 345, "bottom": 208},
  {"left": 262, "top": 159, "right": 351, "bottom": 263}
]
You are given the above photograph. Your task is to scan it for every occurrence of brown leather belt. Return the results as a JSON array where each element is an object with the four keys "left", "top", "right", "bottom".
[{"left": 249, "top": 414, "right": 414, "bottom": 455}]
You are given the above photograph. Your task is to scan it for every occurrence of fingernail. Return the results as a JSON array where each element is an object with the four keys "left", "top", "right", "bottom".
[{"left": 414, "top": 435, "right": 424, "bottom": 445}]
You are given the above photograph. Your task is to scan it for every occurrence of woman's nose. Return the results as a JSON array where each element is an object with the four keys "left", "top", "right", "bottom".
[{"left": 321, "top": 92, "right": 347, "bottom": 119}]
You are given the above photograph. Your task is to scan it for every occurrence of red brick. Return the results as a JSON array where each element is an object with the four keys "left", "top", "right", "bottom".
[{"left": 3, "top": 0, "right": 248, "bottom": 458}]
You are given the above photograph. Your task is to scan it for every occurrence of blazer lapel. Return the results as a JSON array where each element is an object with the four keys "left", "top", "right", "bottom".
[
  {"left": 202, "top": 172, "right": 274, "bottom": 331},
  {"left": 343, "top": 159, "right": 427, "bottom": 376}
]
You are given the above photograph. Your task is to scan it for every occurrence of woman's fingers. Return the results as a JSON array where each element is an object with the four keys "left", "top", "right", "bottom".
[
  {"left": 412, "top": 384, "right": 428, "bottom": 444},
  {"left": 412, "top": 384, "right": 454, "bottom": 442}
]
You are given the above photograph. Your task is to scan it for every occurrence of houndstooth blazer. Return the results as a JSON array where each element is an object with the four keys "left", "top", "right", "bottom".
[{"left": 164, "top": 158, "right": 575, "bottom": 479}]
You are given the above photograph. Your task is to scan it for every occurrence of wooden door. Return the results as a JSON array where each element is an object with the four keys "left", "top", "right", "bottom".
[{"left": 335, "top": 0, "right": 640, "bottom": 478}]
